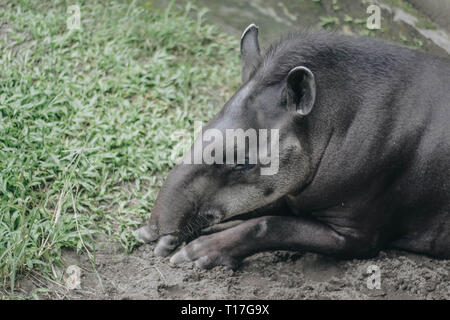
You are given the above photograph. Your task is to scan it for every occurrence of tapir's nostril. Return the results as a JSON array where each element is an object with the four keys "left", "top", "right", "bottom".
[{"left": 202, "top": 208, "right": 225, "bottom": 225}]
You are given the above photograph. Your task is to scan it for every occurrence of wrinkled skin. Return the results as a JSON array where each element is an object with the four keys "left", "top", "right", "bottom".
[{"left": 137, "top": 25, "right": 450, "bottom": 269}]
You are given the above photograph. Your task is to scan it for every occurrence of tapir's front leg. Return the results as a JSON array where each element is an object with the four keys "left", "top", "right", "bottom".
[{"left": 170, "top": 215, "right": 374, "bottom": 269}]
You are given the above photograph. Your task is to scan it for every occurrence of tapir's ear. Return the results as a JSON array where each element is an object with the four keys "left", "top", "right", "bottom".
[
  {"left": 286, "top": 66, "right": 316, "bottom": 116},
  {"left": 240, "top": 24, "right": 261, "bottom": 83}
]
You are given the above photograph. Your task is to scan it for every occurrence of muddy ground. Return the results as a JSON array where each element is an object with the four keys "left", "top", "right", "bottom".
[{"left": 18, "top": 237, "right": 449, "bottom": 300}]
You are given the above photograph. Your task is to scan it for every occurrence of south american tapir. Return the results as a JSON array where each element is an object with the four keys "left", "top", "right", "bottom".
[{"left": 137, "top": 25, "right": 450, "bottom": 269}]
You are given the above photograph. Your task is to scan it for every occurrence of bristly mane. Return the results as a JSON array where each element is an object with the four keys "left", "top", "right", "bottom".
[{"left": 248, "top": 29, "right": 418, "bottom": 87}]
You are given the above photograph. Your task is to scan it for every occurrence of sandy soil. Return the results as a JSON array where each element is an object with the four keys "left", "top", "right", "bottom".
[{"left": 18, "top": 237, "right": 449, "bottom": 300}]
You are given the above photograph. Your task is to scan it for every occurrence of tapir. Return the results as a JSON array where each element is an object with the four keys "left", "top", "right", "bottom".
[{"left": 137, "top": 25, "right": 450, "bottom": 269}]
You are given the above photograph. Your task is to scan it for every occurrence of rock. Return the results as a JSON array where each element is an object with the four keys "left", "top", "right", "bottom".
[
  {"left": 425, "top": 280, "right": 438, "bottom": 292},
  {"left": 326, "top": 277, "right": 346, "bottom": 291}
]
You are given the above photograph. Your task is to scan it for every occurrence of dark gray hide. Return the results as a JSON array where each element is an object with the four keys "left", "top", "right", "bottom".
[{"left": 137, "top": 25, "right": 450, "bottom": 269}]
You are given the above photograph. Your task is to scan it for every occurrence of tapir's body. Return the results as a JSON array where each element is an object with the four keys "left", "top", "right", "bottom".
[
  {"left": 138, "top": 28, "right": 450, "bottom": 268},
  {"left": 272, "top": 32, "right": 450, "bottom": 258}
]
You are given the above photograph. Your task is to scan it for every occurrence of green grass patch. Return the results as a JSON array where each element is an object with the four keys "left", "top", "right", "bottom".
[{"left": 0, "top": 0, "right": 240, "bottom": 295}]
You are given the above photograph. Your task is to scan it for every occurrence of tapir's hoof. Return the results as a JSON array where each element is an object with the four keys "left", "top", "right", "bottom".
[
  {"left": 169, "top": 234, "right": 239, "bottom": 270},
  {"left": 154, "top": 235, "right": 179, "bottom": 257},
  {"left": 135, "top": 225, "right": 159, "bottom": 243}
]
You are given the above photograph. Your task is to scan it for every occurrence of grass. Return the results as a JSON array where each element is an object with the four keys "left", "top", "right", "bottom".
[{"left": 0, "top": 0, "right": 240, "bottom": 296}]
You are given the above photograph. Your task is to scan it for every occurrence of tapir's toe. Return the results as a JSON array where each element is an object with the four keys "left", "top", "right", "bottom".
[
  {"left": 169, "top": 234, "right": 238, "bottom": 270},
  {"left": 135, "top": 225, "right": 159, "bottom": 243},
  {"left": 169, "top": 248, "right": 189, "bottom": 264},
  {"left": 154, "top": 235, "right": 179, "bottom": 257}
]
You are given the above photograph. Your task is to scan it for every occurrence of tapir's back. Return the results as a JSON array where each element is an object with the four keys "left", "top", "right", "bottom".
[
  {"left": 384, "top": 51, "right": 450, "bottom": 257},
  {"left": 277, "top": 32, "right": 450, "bottom": 257}
]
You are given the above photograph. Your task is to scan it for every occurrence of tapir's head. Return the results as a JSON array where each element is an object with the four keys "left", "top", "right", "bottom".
[{"left": 137, "top": 25, "right": 320, "bottom": 253}]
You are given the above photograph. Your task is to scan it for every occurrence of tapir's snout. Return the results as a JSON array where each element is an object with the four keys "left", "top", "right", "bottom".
[{"left": 135, "top": 164, "right": 200, "bottom": 249}]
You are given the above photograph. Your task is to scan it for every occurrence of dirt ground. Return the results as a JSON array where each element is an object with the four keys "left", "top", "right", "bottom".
[{"left": 18, "top": 237, "right": 449, "bottom": 300}]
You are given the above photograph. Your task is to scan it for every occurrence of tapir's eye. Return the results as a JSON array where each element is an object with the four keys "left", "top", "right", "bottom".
[{"left": 233, "top": 157, "right": 256, "bottom": 171}]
